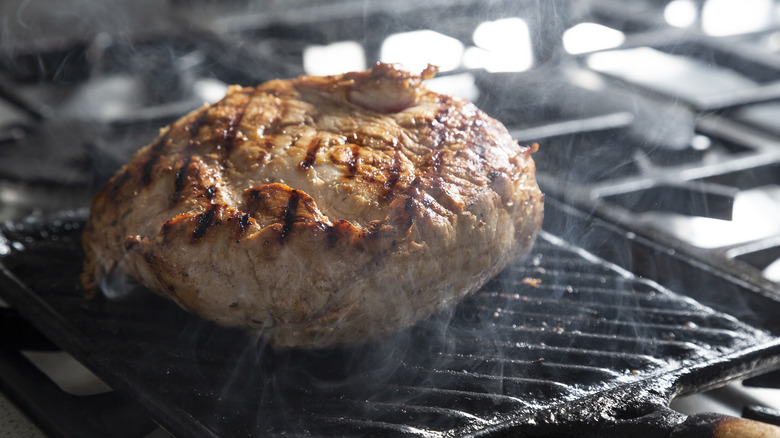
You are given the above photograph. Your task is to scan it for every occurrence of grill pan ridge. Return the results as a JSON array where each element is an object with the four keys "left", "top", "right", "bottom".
[{"left": 1, "top": 204, "right": 780, "bottom": 437}]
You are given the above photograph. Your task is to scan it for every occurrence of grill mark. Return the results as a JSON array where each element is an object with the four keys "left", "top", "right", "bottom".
[
  {"left": 140, "top": 129, "right": 171, "bottom": 185},
  {"left": 193, "top": 204, "right": 218, "bottom": 242},
  {"left": 186, "top": 109, "right": 210, "bottom": 136},
  {"left": 141, "top": 107, "right": 208, "bottom": 187},
  {"left": 238, "top": 213, "right": 250, "bottom": 234},
  {"left": 299, "top": 137, "right": 321, "bottom": 169},
  {"left": 172, "top": 156, "right": 193, "bottom": 203},
  {"left": 384, "top": 139, "right": 403, "bottom": 198},
  {"left": 206, "top": 185, "right": 218, "bottom": 200},
  {"left": 141, "top": 157, "right": 158, "bottom": 186},
  {"left": 161, "top": 220, "right": 174, "bottom": 241},
  {"left": 346, "top": 144, "right": 360, "bottom": 177},
  {"left": 325, "top": 225, "right": 339, "bottom": 248},
  {"left": 280, "top": 190, "right": 301, "bottom": 240},
  {"left": 217, "top": 89, "right": 256, "bottom": 155},
  {"left": 264, "top": 114, "right": 284, "bottom": 136},
  {"left": 385, "top": 155, "right": 401, "bottom": 188},
  {"left": 109, "top": 170, "right": 131, "bottom": 199}
]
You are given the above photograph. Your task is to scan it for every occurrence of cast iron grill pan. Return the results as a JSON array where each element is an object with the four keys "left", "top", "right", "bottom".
[{"left": 1, "top": 203, "right": 780, "bottom": 437}]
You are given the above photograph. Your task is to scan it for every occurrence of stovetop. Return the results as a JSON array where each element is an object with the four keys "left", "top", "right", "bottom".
[{"left": 2, "top": 0, "right": 780, "bottom": 436}]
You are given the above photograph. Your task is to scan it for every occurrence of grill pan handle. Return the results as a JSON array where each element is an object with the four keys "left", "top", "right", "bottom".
[{"left": 670, "top": 412, "right": 780, "bottom": 438}]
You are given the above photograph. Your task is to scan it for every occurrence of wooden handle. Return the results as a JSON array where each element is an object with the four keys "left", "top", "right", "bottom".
[{"left": 670, "top": 413, "right": 780, "bottom": 438}]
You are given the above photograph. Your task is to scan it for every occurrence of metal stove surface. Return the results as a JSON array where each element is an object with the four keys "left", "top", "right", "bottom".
[{"left": 3, "top": 0, "right": 780, "bottom": 436}]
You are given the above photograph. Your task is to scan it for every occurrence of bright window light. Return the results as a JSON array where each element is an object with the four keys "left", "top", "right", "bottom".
[
  {"left": 425, "top": 73, "right": 479, "bottom": 102},
  {"left": 193, "top": 78, "right": 229, "bottom": 104},
  {"left": 586, "top": 47, "right": 757, "bottom": 99},
  {"left": 562, "top": 22, "right": 625, "bottom": 55},
  {"left": 767, "top": 31, "right": 780, "bottom": 52},
  {"left": 640, "top": 186, "right": 780, "bottom": 249},
  {"left": 701, "top": 0, "right": 774, "bottom": 36},
  {"left": 664, "top": 0, "right": 698, "bottom": 28},
  {"left": 587, "top": 47, "right": 676, "bottom": 79},
  {"left": 303, "top": 41, "right": 366, "bottom": 76},
  {"left": 380, "top": 30, "right": 463, "bottom": 73},
  {"left": 763, "top": 257, "right": 780, "bottom": 282},
  {"left": 462, "top": 46, "right": 491, "bottom": 69},
  {"left": 468, "top": 17, "right": 533, "bottom": 72}
]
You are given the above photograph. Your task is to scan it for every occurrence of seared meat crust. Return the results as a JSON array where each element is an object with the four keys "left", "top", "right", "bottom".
[{"left": 82, "top": 63, "right": 544, "bottom": 349}]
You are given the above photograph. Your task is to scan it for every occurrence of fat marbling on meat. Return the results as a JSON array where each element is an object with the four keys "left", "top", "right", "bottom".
[{"left": 81, "top": 63, "right": 544, "bottom": 349}]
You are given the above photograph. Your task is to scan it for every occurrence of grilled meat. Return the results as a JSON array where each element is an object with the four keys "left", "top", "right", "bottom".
[{"left": 81, "top": 63, "right": 544, "bottom": 349}]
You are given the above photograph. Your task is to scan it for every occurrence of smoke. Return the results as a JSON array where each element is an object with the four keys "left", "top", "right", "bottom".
[
  {"left": 97, "top": 264, "right": 144, "bottom": 300},
  {"left": 1, "top": 0, "right": 171, "bottom": 46}
]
